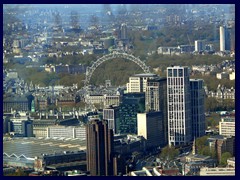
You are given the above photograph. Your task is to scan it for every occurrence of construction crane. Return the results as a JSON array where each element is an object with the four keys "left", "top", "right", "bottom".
[{"left": 187, "top": 33, "right": 192, "bottom": 46}]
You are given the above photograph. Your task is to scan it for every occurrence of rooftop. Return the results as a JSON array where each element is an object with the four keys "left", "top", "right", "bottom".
[
  {"left": 132, "top": 73, "right": 157, "bottom": 77},
  {"left": 3, "top": 137, "right": 86, "bottom": 159}
]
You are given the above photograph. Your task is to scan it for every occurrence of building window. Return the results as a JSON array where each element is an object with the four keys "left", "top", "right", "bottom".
[
  {"left": 174, "top": 69, "right": 177, "bottom": 77},
  {"left": 168, "top": 69, "right": 172, "bottom": 77},
  {"left": 179, "top": 69, "right": 183, "bottom": 77}
]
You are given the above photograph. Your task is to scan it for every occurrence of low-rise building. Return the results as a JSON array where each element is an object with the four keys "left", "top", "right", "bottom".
[
  {"left": 200, "top": 167, "right": 235, "bottom": 176},
  {"left": 227, "top": 157, "right": 235, "bottom": 168},
  {"left": 183, "top": 161, "right": 216, "bottom": 175},
  {"left": 153, "top": 164, "right": 180, "bottom": 176},
  {"left": 229, "top": 71, "right": 235, "bottom": 80},
  {"left": 130, "top": 167, "right": 153, "bottom": 176},
  {"left": 47, "top": 125, "right": 86, "bottom": 140},
  {"left": 34, "top": 151, "right": 86, "bottom": 171},
  {"left": 219, "top": 117, "right": 235, "bottom": 137},
  {"left": 216, "top": 72, "right": 229, "bottom": 79},
  {"left": 157, "top": 47, "right": 181, "bottom": 55},
  {"left": 114, "top": 134, "right": 146, "bottom": 155},
  {"left": 4, "top": 96, "right": 31, "bottom": 113},
  {"left": 208, "top": 135, "right": 235, "bottom": 162},
  {"left": 104, "top": 95, "right": 121, "bottom": 107}
]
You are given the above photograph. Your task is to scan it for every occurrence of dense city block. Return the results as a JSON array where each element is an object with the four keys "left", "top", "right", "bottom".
[{"left": 3, "top": 4, "right": 235, "bottom": 176}]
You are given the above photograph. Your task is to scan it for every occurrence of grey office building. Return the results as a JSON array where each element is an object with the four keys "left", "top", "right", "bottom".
[
  {"left": 145, "top": 77, "right": 168, "bottom": 145},
  {"left": 190, "top": 79, "right": 205, "bottom": 138}
]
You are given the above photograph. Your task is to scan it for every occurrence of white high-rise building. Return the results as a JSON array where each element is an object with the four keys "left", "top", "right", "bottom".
[
  {"left": 190, "top": 79, "right": 205, "bottom": 138},
  {"left": 167, "top": 66, "right": 192, "bottom": 146},
  {"left": 220, "top": 26, "right": 225, "bottom": 51},
  {"left": 220, "top": 26, "right": 231, "bottom": 51},
  {"left": 194, "top": 40, "right": 204, "bottom": 52}
]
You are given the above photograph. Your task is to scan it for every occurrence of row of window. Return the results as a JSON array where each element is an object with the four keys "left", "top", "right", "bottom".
[
  {"left": 168, "top": 78, "right": 185, "bottom": 86},
  {"left": 168, "top": 68, "right": 187, "bottom": 77}
]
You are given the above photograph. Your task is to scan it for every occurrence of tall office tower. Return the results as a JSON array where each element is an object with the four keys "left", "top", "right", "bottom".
[
  {"left": 137, "top": 111, "right": 164, "bottom": 149},
  {"left": 230, "top": 24, "right": 235, "bottom": 52},
  {"left": 145, "top": 77, "right": 168, "bottom": 145},
  {"left": 119, "top": 23, "right": 128, "bottom": 40},
  {"left": 190, "top": 79, "right": 205, "bottom": 138},
  {"left": 126, "top": 73, "right": 158, "bottom": 93},
  {"left": 103, "top": 106, "right": 120, "bottom": 134},
  {"left": 219, "top": 26, "right": 225, "bottom": 51},
  {"left": 194, "top": 40, "right": 204, "bottom": 52},
  {"left": 167, "top": 66, "right": 192, "bottom": 146},
  {"left": 86, "top": 119, "right": 113, "bottom": 176},
  {"left": 112, "top": 152, "right": 125, "bottom": 176},
  {"left": 220, "top": 26, "right": 231, "bottom": 51},
  {"left": 116, "top": 93, "right": 145, "bottom": 134}
]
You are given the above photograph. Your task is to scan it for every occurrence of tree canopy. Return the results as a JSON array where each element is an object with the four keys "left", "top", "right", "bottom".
[
  {"left": 220, "top": 152, "right": 232, "bottom": 166},
  {"left": 159, "top": 145, "right": 179, "bottom": 160},
  {"left": 196, "top": 135, "right": 216, "bottom": 158}
]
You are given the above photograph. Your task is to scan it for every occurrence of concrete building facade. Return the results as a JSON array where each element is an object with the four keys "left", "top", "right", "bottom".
[
  {"left": 137, "top": 111, "right": 164, "bottom": 149},
  {"left": 86, "top": 119, "right": 113, "bottom": 176},
  {"left": 126, "top": 73, "right": 158, "bottom": 93},
  {"left": 103, "top": 106, "right": 120, "bottom": 134},
  {"left": 47, "top": 126, "right": 86, "bottom": 139},
  {"left": 200, "top": 167, "right": 235, "bottom": 176},
  {"left": 219, "top": 117, "right": 235, "bottom": 137},
  {"left": 145, "top": 77, "right": 168, "bottom": 145},
  {"left": 194, "top": 40, "right": 204, "bottom": 52},
  {"left": 167, "top": 66, "right": 192, "bottom": 146},
  {"left": 208, "top": 136, "right": 235, "bottom": 162},
  {"left": 220, "top": 26, "right": 231, "bottom": 52}
]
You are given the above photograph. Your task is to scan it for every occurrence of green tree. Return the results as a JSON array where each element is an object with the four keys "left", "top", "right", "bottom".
[
  {"left": 196, "top": 136, "right": 209, "bottom": 151},
  {"left": 201, "top": 146, "right": 211, "bottom": 156},
  {"left": 7, "top": 169, "right": 28, "bottom": 176},
  {"left": 220, "top": 152, "right": 232, "bottom": 166},
  {"left": 196, "top": 135, "right": 217, "bottom": 159},
  {"left": 211, "top": 148, "right": 217, "bottom": 159},
  {"left": 160, "top": 145, "right": 179, "bottom": 160},
  {"left": 47, "top": 104, "right": 58, "bottom": 111},
  {"left": 222, "top": 99, "right": 235, "bottom": 111},
  {"left": 43, "top": 72, "right": 59, "bottom": 86},
  {"left": 205, "top": 97, "right": 219, "bottom": 112}
]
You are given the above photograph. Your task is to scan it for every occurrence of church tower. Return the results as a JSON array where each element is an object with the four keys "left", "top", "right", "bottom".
[{"left": 192, "top": 137, "right": 197, "bottom": 155}]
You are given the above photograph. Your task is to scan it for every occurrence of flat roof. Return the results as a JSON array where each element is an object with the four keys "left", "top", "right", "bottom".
[
  {"left": 132, "top": 73, "right": 157, "bottom": 77},
  {"left": 3, "top": 137, "right": 86, "bottom": 159},
  {"left": 46, "top": 161, "right": 86, "bottom": 169}
]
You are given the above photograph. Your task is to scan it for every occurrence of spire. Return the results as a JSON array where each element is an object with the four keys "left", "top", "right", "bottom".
[{"left": 192, "top": 137, "right": 197, "bottom": 155}]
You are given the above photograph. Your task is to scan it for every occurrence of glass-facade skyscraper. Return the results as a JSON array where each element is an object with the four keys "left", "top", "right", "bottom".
[
  {"left": 116, "top": 93, "right": 145, "bottom": 134},
  {"left": 190, "top": 79, "right": 205, "bottom": 138}
]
